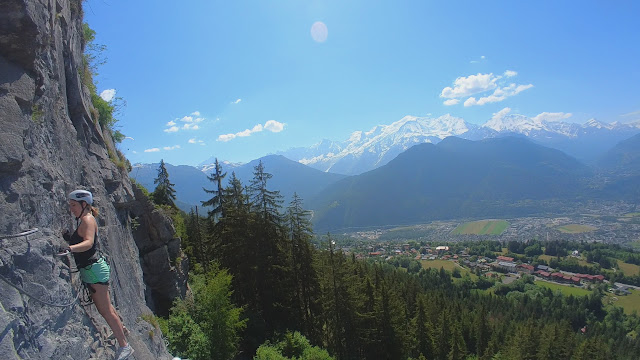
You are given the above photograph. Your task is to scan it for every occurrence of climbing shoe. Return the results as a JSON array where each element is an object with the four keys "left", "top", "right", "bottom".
[{"left": 115, "top": 344, "right": 134, "bottom": 359}]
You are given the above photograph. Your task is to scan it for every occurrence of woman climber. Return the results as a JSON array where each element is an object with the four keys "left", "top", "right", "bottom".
[{"left": 62, "top": 189, "right": 134, "bottom": 360}]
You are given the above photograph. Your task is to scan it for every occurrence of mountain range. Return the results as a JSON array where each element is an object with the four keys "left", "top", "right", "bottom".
[
  {"left": 130, "top": 155, "right": 346, "bottom": 212},
  {"left": 307, "top": 136, "right": 596, "bottom": 231},
  {"left": 130, "top": 114, "right": 640, "bottom": 230},
  {"left": 277, "top": 113, "right": 640, "bottom": 175}
]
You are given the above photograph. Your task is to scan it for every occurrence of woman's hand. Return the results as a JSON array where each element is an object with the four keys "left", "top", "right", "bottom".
[{"left": 62, "top": 230, "right": 71, "bottom": 243}]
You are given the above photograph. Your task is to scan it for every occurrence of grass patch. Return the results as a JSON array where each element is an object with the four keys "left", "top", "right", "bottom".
[
  {"left": 556, "top": 224, "right": 597, "bottom": 233},
  {"left": 420, "top": 260, "right": 477, "bottom": 280},
  {"left": 617, "top": 260, "right": 640, "bottom": 276},
  {"left": 538, "top": 254, "right": 555, "bottom": 263},
  {"left": 138, "top": 312, "right": 159, "bottom": 328},
  {"left": 623, "top": 212, "right": 640, "bottom": 218},
  {"left": 452, "top": 220, "right": 509, "bottom": 235},
  {"left": 535, "top": 281, "right": 592, "bottom": 297},
  {"left": 31, "top": 104, "right": 44, "bottom": 124},
  {"left": 421, "top": 259, "right": 458, "bottom": 272},
  {"left": 605, "top": 289, "right": 640, "bottom": 315}
]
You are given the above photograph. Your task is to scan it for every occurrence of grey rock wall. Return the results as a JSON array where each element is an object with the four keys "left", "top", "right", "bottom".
[{"left": 0, "top": 0, "right": 184, "bottom": 358}]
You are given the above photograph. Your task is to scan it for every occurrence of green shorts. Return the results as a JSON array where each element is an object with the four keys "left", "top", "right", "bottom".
[{"left": 79, "top": 257, "right": 110, "bottom": 284}]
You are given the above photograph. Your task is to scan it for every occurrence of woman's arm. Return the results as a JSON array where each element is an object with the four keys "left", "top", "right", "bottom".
[{"left": 70, "top": 217, "right": 96, "bottom": 252}]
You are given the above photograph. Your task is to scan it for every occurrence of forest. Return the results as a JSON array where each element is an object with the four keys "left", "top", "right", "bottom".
[{"left": 146, "top": 159, "right": 640, "bottom": 360}]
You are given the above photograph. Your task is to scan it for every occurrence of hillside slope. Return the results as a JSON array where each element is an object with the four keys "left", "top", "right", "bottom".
[{"left": 309, "top": 137, "right": 593, "bottom": 231}]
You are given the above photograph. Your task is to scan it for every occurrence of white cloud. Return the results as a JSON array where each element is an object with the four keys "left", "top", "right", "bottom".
[
  {"left": 440, "top": 71, "right": 533, "bottom": 106},
  {"left": 144, "top": 148, "right": 160, "bottom": 153},
  {"left": 470, "top": 55, "right": 487, "bottom": 64},
  {"left": 100, "top": 89, "right": 116, "bottom": 101},
  {"left": 440, "top": 73, "right": 498, "bottom": 99},
  {"left": 182, "top": 123, "right": 199, "bottom": 130},
  {"left": 464, "top": 83, "right": 533, "bottom": 107},
  {"left": 216, "top": 120, "right": 285, "bottom": 142},
  {"left": 163, "top": 145, "right": 181, "bottom": 151},
  {"left": 218, "top": 134, "right": 236, "bottom": 142},
  {"left": 99, "top": 89, "right": 116, "bottom": 102},
  {"left": 188, "top": 138, "right": 205, "bottom": 145},
  {"left": 491, "top": 107, "right": 512, "bottom": 122},
  {"left": 532, "top": 112, "right": 573, "bottom": 122},
  {"left": 621, "top": 110, "right": 640, "bottom": 117},
  {"left": 232, "top": 99, "right": 242, "bottom": 104},
  {"left": 264, "top": 120, "right": 284, "bottom": 132},
  {"left": 164, "top": 111, "right": 205, "bottom": 133}
]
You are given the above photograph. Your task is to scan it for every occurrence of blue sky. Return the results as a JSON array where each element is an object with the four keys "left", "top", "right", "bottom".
[{"left": 84, "top": 0, "right": 640, "bottom": 166}]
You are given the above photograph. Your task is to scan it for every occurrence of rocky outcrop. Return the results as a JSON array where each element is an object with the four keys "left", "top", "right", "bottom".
[
  {"left": 0, "top": 0, "right": 184, "bottom": 358},
  {"left": 129, "top": 184, "right": 188, "bottom": 317}
]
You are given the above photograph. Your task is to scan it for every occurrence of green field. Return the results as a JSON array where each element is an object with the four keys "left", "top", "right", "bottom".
[
  {"left": 617, "top": 260, "right": 640, "bottom": 276},
  {"left": 421, "top": 260, "right": 477, "bottom": 280},
  {"left": 623, "top": 212, "right": 640, "bottom": 218},
  {"left": 538, "top": 254, "right": 554, "bottom": 262},
  {"left": 606, "top": 290, "right": 640, "bottom": 315},
  {"left": 535, "top": 281, "right": 592, "bottom": 297},
  {"left": 421, "top": 259, "right": 458, "bottom": 271},
  {"left": 556, "top": 224, "right": 598, "bottom": 233},
  {"left": 451, "top": 220, "right": 509, "bottom": 235}
]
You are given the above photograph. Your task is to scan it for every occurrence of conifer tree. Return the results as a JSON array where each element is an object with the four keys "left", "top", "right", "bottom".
[
  {"left": 217, "top": 173, "right": 254, "bottom": 304},
  {"left": 202, "top": 158, "right": 227, "bottom": 220},
  {"left": 286, "top": 193, "right": 321, "bottom": 342},
  {"left": 152, "top": 159, "right": 177, "bottom": 206},
  {"left": 247, "top": 161, "right": 292, "bottom": 337},
  {"left": 448, "top": 320, "right": 467, "bottom": 360},
  {"left": 185, "top": 207, "right": 207, "bottom": 268},
  {"left": 412, "top": 296, "right": 434, "bottom": 359}
]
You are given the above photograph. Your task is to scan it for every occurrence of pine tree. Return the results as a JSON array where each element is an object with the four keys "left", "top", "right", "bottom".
[
  {"left": 448, "top": 319, "right": 467, "bottom": 360},
  {"left": 202, "top": 158, "right": 227, "bottom": 220},
  {"left": 286, "top": 193, "right": 321, "bottom": 342},
  {"left": 474, "top": 305, "right": 490, "bottom": 358},
  {"left": 185, "top": 207, "right": 207, "bottom": 268},
  {"left": 247, "top": 161, "right": 292, "bottom": 337},
  {"left": 412, "top": 296, "right": 434, "bottom": 359},
  {"left": 152, "top": 159, "right": 177, "bottom": 206}
]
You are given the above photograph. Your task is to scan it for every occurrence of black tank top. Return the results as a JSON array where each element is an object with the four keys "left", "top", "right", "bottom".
[{"left": 69, "top": 224, "right": 99, "bottom": 268}]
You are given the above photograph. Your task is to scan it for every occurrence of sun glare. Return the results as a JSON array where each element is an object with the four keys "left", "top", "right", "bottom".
[{"left": 310, "top": 21, "right": 328, "bottom": 43}]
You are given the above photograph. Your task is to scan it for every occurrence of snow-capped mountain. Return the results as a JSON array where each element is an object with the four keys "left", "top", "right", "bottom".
[
  {"left": 287, "top": 114, "right": 475, "bottom": 174},
  {"left": 198, "top": 159, "right": 244, "bottom": 175},
  {"left": 278, "top": 113, "right": 640, "bottom": 175}
]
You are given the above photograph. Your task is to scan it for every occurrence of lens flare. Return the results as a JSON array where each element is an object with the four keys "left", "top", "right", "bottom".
[{"left": 310, "top": 21, "right": 328, "bottom": 43}]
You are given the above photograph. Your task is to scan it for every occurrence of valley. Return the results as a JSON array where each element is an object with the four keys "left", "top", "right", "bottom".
[{"left": 329, "top": 201, "right": 640, "bottom": 248}]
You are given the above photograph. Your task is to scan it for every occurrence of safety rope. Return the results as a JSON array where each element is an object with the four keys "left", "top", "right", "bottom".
[
  {"left": 0, "top": 272, "right": 80, "bottom": 308},
  {"left": 0, "top": 228, "right": 39, "bottom": 240},
  {"left": 0, "top": 228, "right": 80, "bottom": 308}
]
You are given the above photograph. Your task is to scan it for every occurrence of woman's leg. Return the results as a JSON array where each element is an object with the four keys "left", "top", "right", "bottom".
[{"left": 90, "top": 283, "right": 128, "bottom": 347}]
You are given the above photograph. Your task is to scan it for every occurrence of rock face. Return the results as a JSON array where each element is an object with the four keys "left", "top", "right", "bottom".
[{"left": 0, "top": 0, "right": 184, "bottom": 358}]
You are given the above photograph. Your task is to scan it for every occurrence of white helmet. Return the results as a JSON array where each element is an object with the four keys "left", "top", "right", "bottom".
[{"left": 68, "top": 189, "right": 93, "bottom": 205}]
